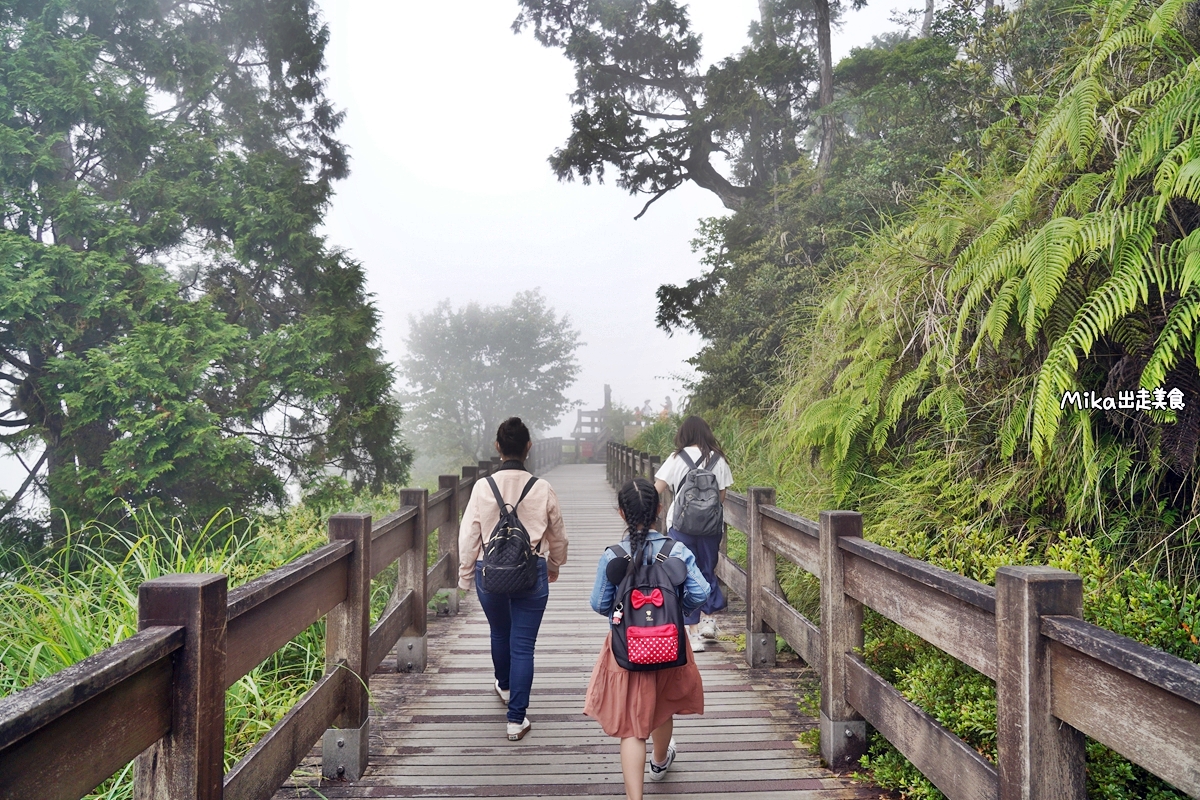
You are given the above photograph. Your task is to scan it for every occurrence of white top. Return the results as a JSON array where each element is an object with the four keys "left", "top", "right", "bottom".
[{"left": 654, "top": 446, "right": 734, "bottom": 532}]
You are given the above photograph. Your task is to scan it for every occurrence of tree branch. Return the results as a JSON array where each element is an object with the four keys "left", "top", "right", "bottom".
[
  {"left": 634, "top": 186, "right": 675, "bottom": 220},
  {"left": 0, "top": 449, "right": 48, "bottom": 520},
  {"left": 1, "top": 351, "right": 32, "bottom": 373}
]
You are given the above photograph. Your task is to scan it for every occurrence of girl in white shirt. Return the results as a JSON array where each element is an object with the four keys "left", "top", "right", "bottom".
[{"left": 652, "top": 416, "right": 733, "bottom": 652}]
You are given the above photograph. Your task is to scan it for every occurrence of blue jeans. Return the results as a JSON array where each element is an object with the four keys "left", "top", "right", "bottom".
[
  {"left": 670, "top": 528, "right": 726, "bottom": 625},
  {"left": 474, "top": 559, "right": 549, "bottom": 723}
]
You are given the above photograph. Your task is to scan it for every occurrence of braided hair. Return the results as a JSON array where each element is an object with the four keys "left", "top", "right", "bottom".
[{"left": 617, "top": 477, "right": 660, "bottom": 560}]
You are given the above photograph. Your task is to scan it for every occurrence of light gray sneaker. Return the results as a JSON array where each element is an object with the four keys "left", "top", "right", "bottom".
[
  {"left": 495, "top": 680, "right": 510, "bottom": 705},
  {"left": 648, "top": 738, "right": 677, "bottom": 781},
  {"left": 507, "top": 716, "right": 531, "bottom": 741},
  {"left": 689, "top": 634, "right": 706, "bottom": 652}
]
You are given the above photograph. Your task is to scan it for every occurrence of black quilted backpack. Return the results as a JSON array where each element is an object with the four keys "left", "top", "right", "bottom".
[
  {"left": 606, "top": 537, "right": 688, "bottom": 671},
  {"left": 480, "top": 475, "right": 541, "bottom": 594}
]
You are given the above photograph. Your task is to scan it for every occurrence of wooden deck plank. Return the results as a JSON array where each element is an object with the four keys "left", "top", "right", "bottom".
[{"left": 273, "top": 465, "right": 880, "bottom": 800}]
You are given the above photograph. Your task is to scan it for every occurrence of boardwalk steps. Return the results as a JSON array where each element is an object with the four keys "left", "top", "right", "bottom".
[{"left": 272, "top": 464, "right": 879, "bottom": 799}]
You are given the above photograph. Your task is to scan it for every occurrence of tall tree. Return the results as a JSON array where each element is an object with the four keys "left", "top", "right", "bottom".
[
  {"left": 0, "top": 0, "right": 409, "bottom": 535},
  {"left": 513, "top": 0, "right": 818, "bottom": 217},
  {"left": 400, "top": 291, "right": 581, "bottom": 468}
]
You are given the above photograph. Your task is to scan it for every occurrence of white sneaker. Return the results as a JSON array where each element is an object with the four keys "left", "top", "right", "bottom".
[
  {"left": 507, "top": 716, "right": 531, "bottom": 741},
  {"left": 689, "top": 634, "right": 706, "bottom": 652},
  {"left": 697, "top": 617, "right": 718, "bottom": 639},
  {"left": 648, "top": 738, "right": 677, "bottom": 781},
  {"left": 494, "top": 680, "right": 510, "bottom": 704}
]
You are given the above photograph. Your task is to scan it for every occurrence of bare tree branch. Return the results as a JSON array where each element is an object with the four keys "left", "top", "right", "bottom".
[{"left": 0, "top": 449, "right": 48, "bottom": 520}]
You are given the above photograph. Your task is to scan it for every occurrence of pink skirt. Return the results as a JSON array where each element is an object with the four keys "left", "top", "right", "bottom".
[{"left": 583, "top": 632, "right": 704, "bottom": 739}]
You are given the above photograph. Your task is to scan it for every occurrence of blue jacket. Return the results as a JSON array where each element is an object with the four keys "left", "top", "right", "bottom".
[{"left": 589, "top": 531, "right": 711, "bottom": 617}]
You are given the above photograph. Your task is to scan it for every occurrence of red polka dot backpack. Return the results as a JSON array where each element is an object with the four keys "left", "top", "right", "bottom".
[{"left": 606, "top": 537, "right": 688, "bottom": 671}]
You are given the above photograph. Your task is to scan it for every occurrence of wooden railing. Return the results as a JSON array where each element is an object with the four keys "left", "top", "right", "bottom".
[
  {"left": 528, "top": 436, "right": 563, "bottom": 475},
  {"left": 0, "top": 437, "right": 564, "bottom": 800},
  {"left": 607, "top": 442, "right": 1200, "bottom": 799}
]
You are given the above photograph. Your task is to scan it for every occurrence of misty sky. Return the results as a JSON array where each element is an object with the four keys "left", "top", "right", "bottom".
[
  {"left": 0, "top": 1, "right": 906, "bottom": 496},
  {"left": 316, "top": 0, "right": 900, "bottom": 438}
]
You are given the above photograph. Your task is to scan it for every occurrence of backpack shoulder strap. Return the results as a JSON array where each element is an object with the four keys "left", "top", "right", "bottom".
[
  {"left": 514, "top": 476, "right": 539, "bottom": 508},
  {"left": 703, "top": 452, "right": 718, "bottom": 470},
  {"left": 655, "top": 537, "right": 677, "bottom": 562},
  {"left": 484, "top": 475, "right": 507, "bottom": 510},
  {"left": 678, "top": 450, "right": 696, "bottom": 470},
  {"left": 605, "top": 544, "right": 630, "bottom": 584}
]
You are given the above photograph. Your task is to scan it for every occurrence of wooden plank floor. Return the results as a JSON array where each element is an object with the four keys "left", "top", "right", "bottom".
[{"left": 274, "top": 464, "right": 881, "bottom": 799}]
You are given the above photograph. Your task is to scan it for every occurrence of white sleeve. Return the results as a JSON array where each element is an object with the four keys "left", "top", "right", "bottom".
[
  {"left": 655, "top": 454, "right": 679, "bottom": 485},
  {"left": 715, "top": 457, "right": 734, "bottom": 490}
]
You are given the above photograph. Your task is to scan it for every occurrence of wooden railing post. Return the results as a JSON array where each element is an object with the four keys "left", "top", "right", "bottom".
[
  {"left": 397, "top": 488, "right": 429, "bottom": 673},
  {"left": 322, "top": 514, "right": 371, "bottom": 781},
  {"left": 438, "top": 476, "right": 460, "bottom": 615},
  {"left": 134, "top": 574, "right": 227, "bottom": 800},
  {"left": 478, "top": 460, "right": 492, "bottom": 478},
  {"left": 819, "top": 510, "right": 867, "bottom": 769},
  {"left": 996, "top": 567, "right": 1086, "bottom": 799},
  {"left": 606, "top": 441, "right": 612, "bottom": 485},
  {"left": 745, "top": 487, "right": 777, "bottom": 668}
]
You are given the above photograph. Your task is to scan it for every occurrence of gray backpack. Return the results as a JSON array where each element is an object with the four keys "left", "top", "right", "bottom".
[{"left": 673, "top": 451, "right": 724, "bottom": 537}]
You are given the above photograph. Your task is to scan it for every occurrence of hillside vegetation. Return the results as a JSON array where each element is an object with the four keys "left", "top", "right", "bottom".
[{"left": 639, "top": 0, "right": 1200, "bottom": 796}]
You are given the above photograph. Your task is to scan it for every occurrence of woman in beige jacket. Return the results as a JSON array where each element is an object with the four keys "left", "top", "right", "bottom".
[{"left": 458, "top": 417, "right": 568, "bottom": 740}]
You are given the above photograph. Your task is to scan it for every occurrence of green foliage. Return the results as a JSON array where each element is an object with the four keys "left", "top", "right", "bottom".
[
  {"left": 654, "top": 0, "right": 1084, "bottom": 411},
  {"left": 628, "top": 414, "right": 683, "bottom": 459},
  {"left": 400, "top": 290, "right": 582, "bottom": 470},
  {"left": 648, "top": 0, "right": 1200, "bottom": 796},
  {"left": 0, "top": 0, "right": 410, "bottom": 536}
]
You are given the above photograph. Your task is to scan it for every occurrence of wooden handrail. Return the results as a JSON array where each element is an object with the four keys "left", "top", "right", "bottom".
[
  {"left": 225, "top": 541, "right": 353, "bottom": 687},
  {"left": 605, "top": 448, "right": 1200, "bottom": 799},
  {"left": 0, "top": 455, "right": 505, "bottom": 800},
  {"left": 0, "top": 626, "right": 183, "bottom": 800}
]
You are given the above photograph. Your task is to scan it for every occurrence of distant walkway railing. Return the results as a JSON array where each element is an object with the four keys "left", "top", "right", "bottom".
[
  {"left": 608, "top": 441, "right": 1200, "bottom": 799},
  {"left": 0, "top": 440, "right": 563, "bottom": 800}
]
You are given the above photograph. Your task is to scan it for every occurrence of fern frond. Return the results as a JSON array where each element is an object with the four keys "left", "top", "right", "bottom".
[
  {"left": 1142, "top": 288, "right": 1200, "bottom": 388},
  {"left": 1082, "top": 24, "right": 1153, "bottom": 76},
  {"left": 952, "top": 229, "right": 1032, "bottom": 320},
  {"left": 999, "top": 396, "right": 1030, "bottom": 459},
  {"left": 1153, "top": 134, "right": 1200, "bottom": 211},
  {"left": 1030, "top": 259, "right": 1151, "bottom": 456},
  {"left": 1054, "top": 172, "right": 1110, "bottom": 216},
  {"left": 1026, "top": 216, "right": 1084, "bottom": 319},
  {"left": 1022, "top": 76, "right": 1104, "bottom": 181},
  {"left": 978, "top": 276, "right": 1023, "bottom": 352},
  {"left": 1146, "top": 0, "right": 1190, "bottom": 37}
]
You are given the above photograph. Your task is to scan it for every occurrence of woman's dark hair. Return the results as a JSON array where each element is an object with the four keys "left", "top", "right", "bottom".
[
  {"left": 496, "top": 417, "right": 531, "bottom": 459},
  {"left": 617, "top": 478, "right": 659, "bottom": 559},
  {"left": 674, "top": 415, "right": 726, "bottom": 465}
]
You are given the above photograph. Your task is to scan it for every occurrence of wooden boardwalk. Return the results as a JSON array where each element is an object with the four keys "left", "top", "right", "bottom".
[{"left": 274, "top": 464, "right": 881, "bottom": 799}]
